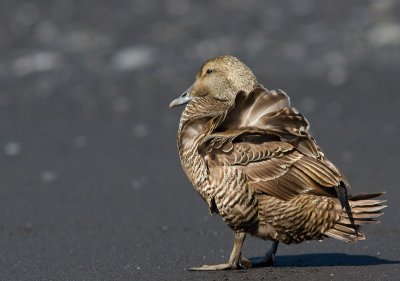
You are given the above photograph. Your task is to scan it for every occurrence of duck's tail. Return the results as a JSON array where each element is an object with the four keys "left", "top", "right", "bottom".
[{"left": 325, "top": 192, "right": 387, "bottom": 242}]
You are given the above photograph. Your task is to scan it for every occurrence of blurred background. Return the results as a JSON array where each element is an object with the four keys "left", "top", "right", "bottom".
[{"left": 0, "top": 0, "right": 399, "bottom": 280}]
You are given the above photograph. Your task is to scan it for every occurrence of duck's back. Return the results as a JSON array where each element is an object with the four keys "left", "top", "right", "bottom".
[{"left": 178, "top": 85, "right": 385, "bottom": 244}]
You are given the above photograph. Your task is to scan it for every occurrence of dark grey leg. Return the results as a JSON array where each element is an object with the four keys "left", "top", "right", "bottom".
[{"left": 253, "top": 240, "right": 279, "bottom": 267}]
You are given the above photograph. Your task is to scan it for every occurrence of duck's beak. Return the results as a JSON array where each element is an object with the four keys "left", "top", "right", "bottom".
[{"left": 169, "top": 85, "right": 193, "bottom": 108}]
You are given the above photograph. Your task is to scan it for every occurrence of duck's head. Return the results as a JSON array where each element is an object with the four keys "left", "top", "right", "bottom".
[{"left": 169, "top": 56, "right": 257, "bottom": 108}]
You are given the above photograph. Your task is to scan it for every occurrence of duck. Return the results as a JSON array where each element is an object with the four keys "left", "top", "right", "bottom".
[{"left": 169, "top": 55, "right": 386, "bottom": 270}]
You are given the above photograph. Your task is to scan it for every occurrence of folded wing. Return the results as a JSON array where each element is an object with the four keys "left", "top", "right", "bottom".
[{"left": 200, "top": 85, "right": 350, "bottom": 204}]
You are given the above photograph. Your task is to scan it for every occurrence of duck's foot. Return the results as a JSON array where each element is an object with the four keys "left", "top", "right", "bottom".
[
  {"left": 190, "top": 257, "right": 252, "bottom": 271},
  {"left": 252, "top": 240, "right": 279, "bottom": 268},
  {"left": 190, "top": 231, "right": 250, "bottom": 271},
  {"left": 252, "top": 253, "right": 275, "bottom": 267}
]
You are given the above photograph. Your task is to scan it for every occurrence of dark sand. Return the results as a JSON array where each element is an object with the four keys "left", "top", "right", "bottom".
[{"left": 0, "top": 1, "right": 399, "bottom": 280}]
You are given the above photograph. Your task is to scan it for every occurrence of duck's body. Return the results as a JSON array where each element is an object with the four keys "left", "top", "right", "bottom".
[
  {"left": 178, "top": 100, "right": 259, "bottom": 233},
  {"left": 170, "top": 56, "right": 386, "bottom": 270}
]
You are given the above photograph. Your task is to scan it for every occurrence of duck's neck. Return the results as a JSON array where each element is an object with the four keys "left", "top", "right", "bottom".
[
  {"left": 176, "top": 99, "right": 227, "bottom": 194},
  {"left": 177, "top": 107, "right": 215, "bottom": 155},
  {"left": 178, "top": 97, "right": 233, "bottom": 147}
]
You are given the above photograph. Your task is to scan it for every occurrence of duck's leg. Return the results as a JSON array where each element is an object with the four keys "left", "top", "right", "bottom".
[
  {"left": 190, "top": 231, "right": 251, "bottom": 271},
  {"left": 255, "top": 241, "right": 279, "bottom": 267}
]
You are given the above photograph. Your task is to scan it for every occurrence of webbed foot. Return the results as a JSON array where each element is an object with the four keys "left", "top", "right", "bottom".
[{"left": 190, "top": 257, "right": 252, "bottom": 271}]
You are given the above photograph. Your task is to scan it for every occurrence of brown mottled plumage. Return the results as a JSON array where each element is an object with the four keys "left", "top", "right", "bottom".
[{"left": 170, "top": 56, "right": 386, "bottom": 270}]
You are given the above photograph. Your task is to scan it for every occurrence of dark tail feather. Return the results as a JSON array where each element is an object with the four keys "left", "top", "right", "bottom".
[
  {"left": 334, "top": 184, "right": 355, "bottom": 230},
  {"left": 325, "top": 192, "right": 387, "bottom": 242}
]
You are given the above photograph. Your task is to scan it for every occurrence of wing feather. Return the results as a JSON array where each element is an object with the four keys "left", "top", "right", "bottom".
[{"left": 200, "top": 85, "right": 350, "bottom": 203}]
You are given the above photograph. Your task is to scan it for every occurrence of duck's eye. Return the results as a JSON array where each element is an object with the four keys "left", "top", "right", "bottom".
[{"left": 206, "top": 69, "right": 213, "bottom": 74}]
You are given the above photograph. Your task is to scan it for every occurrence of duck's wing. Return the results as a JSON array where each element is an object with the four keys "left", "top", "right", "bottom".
[
  {"left": 216, "top": 85, "right": 308, "bottom": 138},
  {"left": 200, "top": 85, "right": 350, "bottom": 207}
]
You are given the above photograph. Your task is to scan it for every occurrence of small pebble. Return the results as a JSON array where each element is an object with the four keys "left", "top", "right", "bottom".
[
  {"left": 132, "top": 123, "right": 149, "bottom": 138},
  {"left": 41, "top": 171, "right": 58, "bottom": 183},
  {"left": 111, "top": 46, "right": 153, "bottom": 71},
  {"left": 368, "top": 23, "right": 400, "bottom": 47},
  {"left": 4, "top": 142, "right": 21, "bottom": 156},
  {"left": 12, "top": 51, "right": 62, "bottom": 76},
  {"left": 25, "top": 222, "right": 32, "bottom": 230}
]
